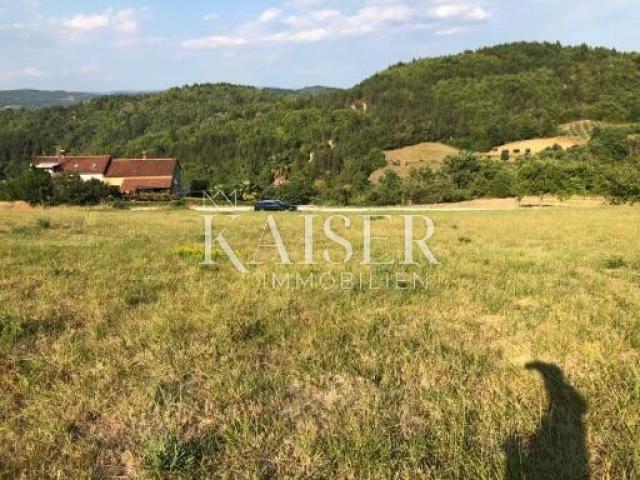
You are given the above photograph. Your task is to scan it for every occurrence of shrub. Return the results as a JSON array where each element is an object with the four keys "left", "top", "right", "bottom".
[
  {"left": 373, "top": 170, "right": 404, "bottom": 205},
  {"left": 35, "top": 217, "right": 51, "bottom": 229},
  {"left": 602, "top": 164, "right": 640, "bottom": 205},
  {"left": 2, "top": 169, "right": 51, "bottom": 204},
  {"left": 50, "top": 176, "right": 113, "bottom": 205}
]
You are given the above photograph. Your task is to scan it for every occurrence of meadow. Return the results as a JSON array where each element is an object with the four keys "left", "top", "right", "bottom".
[{"left": 0, "top": 204, "right": 639, "bottom": 479}]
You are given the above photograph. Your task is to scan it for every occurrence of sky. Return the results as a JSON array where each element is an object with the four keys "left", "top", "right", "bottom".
[{"left": 0, "top": 0, "right": 638, "bottom": 91}]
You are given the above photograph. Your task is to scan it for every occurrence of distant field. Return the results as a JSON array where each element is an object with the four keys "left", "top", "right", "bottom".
[
  {"left": 560, "top": 119, "right": 640, "bottom": 138},
  {"left": 1, "top": 206, "right": 639, "bottom": 478},
  {"left": 485, "top": 136, "right": 588, "bottom": 158},
  {"left": 370, "top": 142, "right": 460, "bottom": 181},
  {"left": 560, "top": 120, "right": 600, "bottom": 138},
  {"left": 370, "top": 134, "right": 588, "bottom": 183}
]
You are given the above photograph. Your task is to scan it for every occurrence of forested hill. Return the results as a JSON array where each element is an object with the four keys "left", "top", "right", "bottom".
[
  {"left": 0, "top": 42, "right": 639, "bottom": 188},
  {"left": 350, "top": 42, "right": 640, "bottom": 150}
]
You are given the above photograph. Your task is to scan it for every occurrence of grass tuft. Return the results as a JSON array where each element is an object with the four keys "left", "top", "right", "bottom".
[
  {"left": 602, "top": 256, "right": 627, "bottom": 270},
  {"left": 144, "top": 433, "right": 222, "bottom": 478},
  {"left": 35, "top": 217, "right": 51, "bottom": 229},
  {"left": 0, "top": 312, "right": 23, "bottom": 346}
]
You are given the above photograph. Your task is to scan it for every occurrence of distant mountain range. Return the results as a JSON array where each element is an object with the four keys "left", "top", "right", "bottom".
[
  {"left": 261, "top": 85, "right": 344, "bottom": 97},
  {"left": 0, "top": 86, "right": 342, "bottom": 109},
  {"left": 0, "top": 89, "right": 99, "bottom": 109}
]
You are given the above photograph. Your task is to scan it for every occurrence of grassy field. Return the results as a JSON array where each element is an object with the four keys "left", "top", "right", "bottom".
[{"left": 1, "top": 205, "right": 639, "bottom": 478}]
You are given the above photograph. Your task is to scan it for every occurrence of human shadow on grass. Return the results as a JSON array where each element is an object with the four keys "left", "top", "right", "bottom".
[{"left": 504, "top": 361, "right": 589, "bottom": 480}]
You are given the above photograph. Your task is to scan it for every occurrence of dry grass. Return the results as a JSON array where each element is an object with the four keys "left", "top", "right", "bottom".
[
  {"left": 403, "top": 195, "right": 607, "bottom": 210},
  {"left": 559, "top": 120, "right": 600, "bottom": 139},
  {"left": 369, "top": 135, "right": 588, "bottom": 182},
  {"left": 485, "top": 136, "right": 587, "bottom": 157},
  {"left": 560, "top": 120, "right": 640, "bottom": 138},
  {"left": 0, "top": 205, "right": 639, "bottom": 478},
  {"left": 370, "top": 142, "right": 460, "bottom": 182}
]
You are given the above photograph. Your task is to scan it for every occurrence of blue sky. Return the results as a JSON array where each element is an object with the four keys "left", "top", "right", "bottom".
[{"left": 0, "top": 0, "right": 637, "bottom": 91}]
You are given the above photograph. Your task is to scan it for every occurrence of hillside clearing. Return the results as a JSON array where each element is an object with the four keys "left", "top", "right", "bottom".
[
  {"left": 485, "top": 135, "right": 587, "bottom": 157},
  {"left": 369, "top": 142, "right": 460, "bottom": 182},
  {"left": 560, "top": 119, "right": 640, "bottom": 138},
  {"left": 369, "top": 134, "right": 589, "bottom": 184}
]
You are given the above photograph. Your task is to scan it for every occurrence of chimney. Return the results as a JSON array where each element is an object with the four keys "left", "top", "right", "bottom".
[{"left": 142, "top": 150, "right": 147, "bottom": 160}]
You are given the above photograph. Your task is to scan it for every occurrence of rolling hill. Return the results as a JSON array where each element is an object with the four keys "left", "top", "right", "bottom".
[{"left": 0, "top": 42, "right": 639, "bottom": 186}]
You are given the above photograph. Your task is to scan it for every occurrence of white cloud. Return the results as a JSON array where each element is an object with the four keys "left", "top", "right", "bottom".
[
  {"left": 61, "top": 8, "right": 143, "bottom": 35},
  {"left": 259, "top": 8, "right": 283, "bottom": 22},
  {"left": 285, "top": 0, "right": 328, "bottom": 8},
  {"left": 182, "top": 1, "right": 491, "bottom": 50},
  {"left": 2, "top": 67, "right": 46, "bottom": 79},
  {"left": 182, "top": 35, "right": 248, "bottom": 49},
  {"left": 203, "top": 13, "right": 220, "bottom": 21},
  {"left": 63, "top": 13, "right": 110, "bottom": 31},
  {"left": 113, "top": 9, "right": 138, "bottom": 34},
  {"left": 427, "top": 3, "right": 489, "bottom": 21}
]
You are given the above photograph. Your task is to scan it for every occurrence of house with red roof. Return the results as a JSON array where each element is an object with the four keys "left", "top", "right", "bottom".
[
  {"left": 104, "top": 153, "right": 181, "bottom": 196},
  {"left": 33, "top": 150, "right": 182, "bottom": 197},
  {"left": 34, "top": 151, "right": 112, "bottom": 182}
]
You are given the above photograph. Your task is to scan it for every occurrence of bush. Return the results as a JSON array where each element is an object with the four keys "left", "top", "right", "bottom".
[
  {"left": 1, "top": 169, "right": 51, "bottom": 204},
  {"left": 0, "top": 169, "right": 116, "bottom": 205},
  {"left": 261, "top": 172, "right": 316, "bottom": 205},
  {"left": 369, "top": 170, "right": 404, "bottom": 205},
  {"left": 601, "top": 164, "right": 640, "bottom": 204},
  {"left": 190, "top": 179, "right": 209, "bottom": 192},
  {"left": 35, "top": 217, "right": 51, "bottom": 229},
  {"left": 50, "top": 176, "right": 114, "bottom": 205}
]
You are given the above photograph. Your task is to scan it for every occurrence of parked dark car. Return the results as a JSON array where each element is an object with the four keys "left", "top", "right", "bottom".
[{"left": 254, "top": 200, "right": 298, "bottom": 211}]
